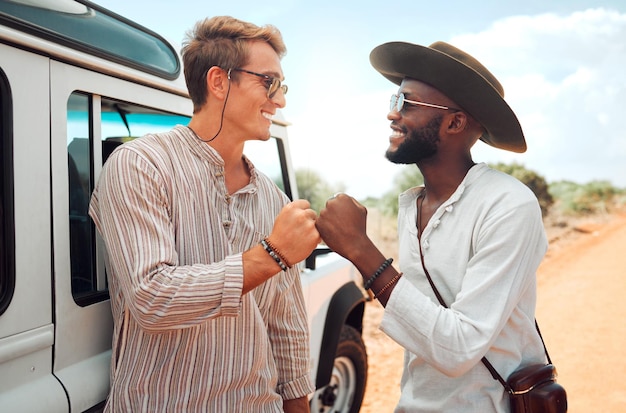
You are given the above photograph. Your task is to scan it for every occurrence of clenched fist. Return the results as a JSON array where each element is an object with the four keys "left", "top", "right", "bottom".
[
  {"left": 316, "top": 193, "right": 371, "bottom": 263},
  {"left": 266, "top": 199, "right": 321, "bottom": 266}
]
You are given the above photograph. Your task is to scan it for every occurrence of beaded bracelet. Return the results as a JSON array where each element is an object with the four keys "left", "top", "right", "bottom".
[
  {"left": 363, "top": 258, "right": 393, "bottom": 291},
  {"left": 263, "top": 237, "right": 292, "bottom": 268},
  {"left": 261, "top": 238, "right": 288, "bottom": 271},
  {"left": 373, "top": 272, "right": 403, "bottom": 299}
]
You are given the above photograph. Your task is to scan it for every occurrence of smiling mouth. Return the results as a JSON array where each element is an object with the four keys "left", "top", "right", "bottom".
[{"left": 389, "top": 126, "right": 406, "bottom": 143}]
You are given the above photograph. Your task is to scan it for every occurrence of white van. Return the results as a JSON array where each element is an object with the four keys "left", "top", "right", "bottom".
[{"left": 0, "top": 1, "right": 368, "bottom": 412}]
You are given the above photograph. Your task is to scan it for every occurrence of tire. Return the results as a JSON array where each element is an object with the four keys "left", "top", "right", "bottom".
[{"left": 310, "top": 325, "right": 368, "bottom": 413}]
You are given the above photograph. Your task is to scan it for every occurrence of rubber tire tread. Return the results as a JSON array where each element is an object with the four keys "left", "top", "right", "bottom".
[{"left": 336, "top": 324, "right": 368, "bottom": 413}]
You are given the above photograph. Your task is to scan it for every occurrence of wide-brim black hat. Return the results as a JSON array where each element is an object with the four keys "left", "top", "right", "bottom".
[{"left": 370, "top": 41, "right": 526, "bottom": 153}]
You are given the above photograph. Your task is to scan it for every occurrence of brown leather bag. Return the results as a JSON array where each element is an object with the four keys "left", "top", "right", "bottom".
[{"left": 506, "top": 363, "right": 567, "bottom": 413}]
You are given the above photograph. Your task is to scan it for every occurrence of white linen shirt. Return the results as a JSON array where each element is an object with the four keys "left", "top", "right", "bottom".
[
  {"left": 89, "top": 125, "right": 313, "bottom": 412},
  {"left": 381, "top": 163, "right": 548, "bottom": 413}
]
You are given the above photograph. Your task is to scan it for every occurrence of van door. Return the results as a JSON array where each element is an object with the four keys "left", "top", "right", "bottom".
[
  {"left": 0, "top": 44, "right": 68, "bottom": 411},
  {"left": 49, "top": 60, "right": 192, "bottom": 412}
]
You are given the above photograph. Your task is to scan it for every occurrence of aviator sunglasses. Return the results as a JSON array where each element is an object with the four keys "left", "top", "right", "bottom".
[{"left": 231, "top": 68, "right": 288, "bottom": 99}]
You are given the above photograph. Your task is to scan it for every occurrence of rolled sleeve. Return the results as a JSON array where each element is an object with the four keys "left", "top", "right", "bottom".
[
  {"left": 220, "top": 253, "right": 245, "bottom": 316},
  {"left": 277, "top": 373, "right": 315, "bottom": 401}
]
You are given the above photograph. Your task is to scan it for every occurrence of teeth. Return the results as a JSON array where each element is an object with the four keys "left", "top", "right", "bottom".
[
  {"left": 262, "top": 112, "right": 273, "bottom": 120},
  {"left": 391, "top": 130, "right": 404, "bottom": 138}
]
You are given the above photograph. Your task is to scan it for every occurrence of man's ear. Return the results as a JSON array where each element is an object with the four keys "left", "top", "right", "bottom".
[
  {"left": 206, "top": 66, "right": 230, "bottom": 99},
  {"left": 446, "top": 111, "right": 468, "bottom": 134}
]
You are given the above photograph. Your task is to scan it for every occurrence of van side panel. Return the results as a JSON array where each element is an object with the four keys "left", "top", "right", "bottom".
[{"left": 0, "top": 44, "right": 68, "bottom": 411}]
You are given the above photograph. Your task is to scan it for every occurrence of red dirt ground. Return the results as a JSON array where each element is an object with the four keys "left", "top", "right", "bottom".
[{"left": 358, "top": 212, "right": 626, "bottom": 412}]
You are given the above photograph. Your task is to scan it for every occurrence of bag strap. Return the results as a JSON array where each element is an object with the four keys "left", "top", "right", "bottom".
[
  {"left": 417, "top": 234, "right": 550, "bottom": 393},
  {"left": 417, "top": 246, "right": 506, "bottom": 390},
  {"left": 534, "top": 320, "right": 552, "bottom": 365}
]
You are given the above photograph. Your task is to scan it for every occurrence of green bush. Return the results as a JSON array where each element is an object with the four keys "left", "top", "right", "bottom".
[{"left": 549, "top": 180, "right": 622, "bottom": 215}]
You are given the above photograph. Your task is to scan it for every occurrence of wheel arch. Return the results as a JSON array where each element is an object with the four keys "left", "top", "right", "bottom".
[{"left": 314, "top": 282, "right": 366, "bottom": 389}]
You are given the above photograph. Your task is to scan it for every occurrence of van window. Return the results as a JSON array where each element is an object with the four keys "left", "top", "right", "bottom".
[
  {"left": 0, "top": 69, "right": 15, "bottom": 315},
  {"left": 0, "top": 0, "right": 179, "bottom": 79},
  {"left": 66, "top": 91, "right": 189, "bottom": 305},
  {"left": 64, "top": 92, "right": 291, "bottom": 305},
  {"left": 67, "top": 93, "right": 97, "bottom": 298}
]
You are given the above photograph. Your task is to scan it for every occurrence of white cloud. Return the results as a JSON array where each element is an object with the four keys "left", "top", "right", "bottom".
[
  {"left": 284, "top": 8, "right": 626, "bottom": 199},
  {"left": 448, "top": 8, "right": 626, "bottom": 188}
]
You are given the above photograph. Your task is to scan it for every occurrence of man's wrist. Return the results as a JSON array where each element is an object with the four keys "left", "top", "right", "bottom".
[{"left": 260, "top": 238, "right": 289, "bottom": 271}]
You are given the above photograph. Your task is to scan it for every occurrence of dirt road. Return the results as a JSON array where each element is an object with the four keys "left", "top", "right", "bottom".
[{"left": 359, "top": 213, "right": 626, "bottom": 412}]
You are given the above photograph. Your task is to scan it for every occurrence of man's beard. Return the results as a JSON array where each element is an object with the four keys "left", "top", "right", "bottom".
[{"left": 385, "top": 115, "right": 443, "bottom": 164}]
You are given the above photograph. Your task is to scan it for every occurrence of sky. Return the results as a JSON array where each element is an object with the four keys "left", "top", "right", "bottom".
[{"left": 97, "top": 0, "right": 626, "bottom": 199}]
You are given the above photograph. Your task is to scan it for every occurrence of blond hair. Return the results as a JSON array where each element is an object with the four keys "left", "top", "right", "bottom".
[{"left": 181, "top": 16, "right": 286, "bottom": 112}]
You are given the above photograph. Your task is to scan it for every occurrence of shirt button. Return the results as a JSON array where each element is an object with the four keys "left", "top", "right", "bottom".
[
  {"left": 433, "top": 219, "right": 441, "bottom": 228},
  {"left": 225, "top": 194, "right": 231, "bottom": 204},
  {"left": 423, "top": 239, "right": 430, "bottom": 249},
  {"left": 445, "top": 205, "right": 454, "bottom": 213},
  {"left": 215, "top": 170, "right": 224, "bottom": 178},
  {"left": 223, "top": 221, "right": 232, "bottom": 228}
]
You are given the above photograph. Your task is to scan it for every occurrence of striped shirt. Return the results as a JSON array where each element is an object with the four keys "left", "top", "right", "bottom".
[{"left": 89, "top": 125, "right": 314, "bottom": 412}]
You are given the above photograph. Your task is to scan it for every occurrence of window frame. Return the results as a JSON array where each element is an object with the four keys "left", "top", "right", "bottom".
[
  {"left": 0, "top": 68, "right": 15, "bottom": 315},
  {"left": 67, "top": 91, "right": 195, "bottom": 306}
]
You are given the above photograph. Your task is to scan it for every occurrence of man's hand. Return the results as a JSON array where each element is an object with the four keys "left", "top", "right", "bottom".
[
  {"left": 316, "top": 193, "right": 370, "bottom": 262},
  {"left": 283, "top": 396, "right": 310, "bottom": 413},
  {"left": 267, "top": 199, "right": 320, "bottom": 266}
]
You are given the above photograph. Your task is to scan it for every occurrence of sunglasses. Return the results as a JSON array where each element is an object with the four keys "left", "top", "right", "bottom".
[
  {"left": 390, "top": 93, "right": 460, "bottom": 113},
  {"left": 231, "top": 68, "right": 288, "bottom": 98}
]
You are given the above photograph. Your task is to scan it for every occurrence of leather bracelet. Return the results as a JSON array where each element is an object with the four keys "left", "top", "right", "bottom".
[
  {"left": 373, "top": 272, "right": 403, "bottom": 299},
  {"left": 363, "top": 258, "right": 393, "bottom": 291},
  {"left": 261, "top": 239, "right": 288, "bottom": 271},
  {"left": 263, "top": 237, "right": 292, "bottom": 268}
]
